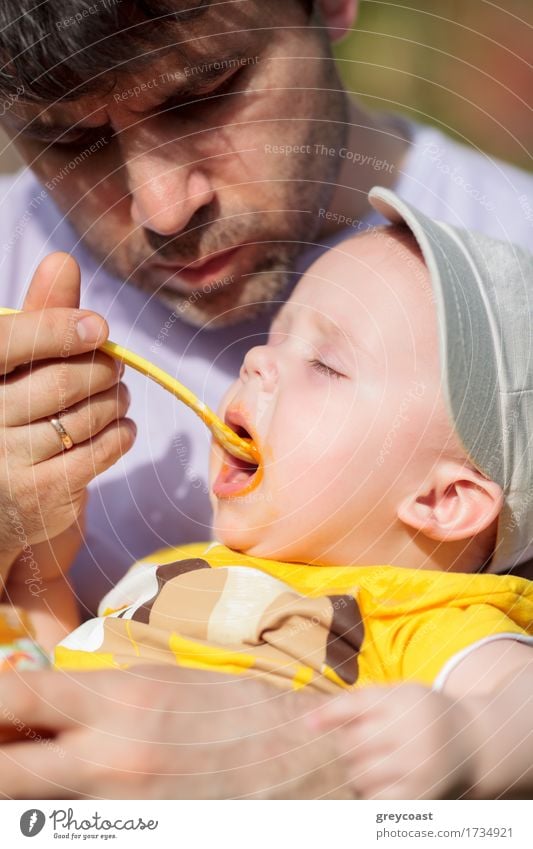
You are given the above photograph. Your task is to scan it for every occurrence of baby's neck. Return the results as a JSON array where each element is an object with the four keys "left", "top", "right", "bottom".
[
  {"left": 305, "top": 527, "right": 485, "bottom": 573},
  {"left": 366, "top": 531, "right": 488, "bottom": 574}
]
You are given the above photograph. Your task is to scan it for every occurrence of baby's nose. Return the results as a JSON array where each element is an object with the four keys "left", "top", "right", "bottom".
[{"left": 240, "top": 345, "right": 279, "bottom": 390}]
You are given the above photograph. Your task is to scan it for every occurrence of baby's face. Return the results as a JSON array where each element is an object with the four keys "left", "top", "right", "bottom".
[{"left": 210, "top": 229, "right": 450, "bottom": 564}]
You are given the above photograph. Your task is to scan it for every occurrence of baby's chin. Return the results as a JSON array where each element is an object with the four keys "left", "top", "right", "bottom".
[
  {"left": 213, "top": 523, "right": 257, "bottom": 554},
  {"left": 211, "top": 510, "right": 259, "bottom": 553},
  {"left": 212, "top": 518, "right": 297, "bottom": 563},
  {"left": 213, "top": 512, "right": 289, "bottom": 560}
]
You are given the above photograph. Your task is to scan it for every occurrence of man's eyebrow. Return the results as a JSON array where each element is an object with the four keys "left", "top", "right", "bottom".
[
  {"left": 154, "top": 53, "right": 248, "bottom": 106},
  {"left": 14, "top": 51, "right": 250, "bottom": 141},
  {"left": 13, "top": 119, "right": 103, "bottom": 142}
]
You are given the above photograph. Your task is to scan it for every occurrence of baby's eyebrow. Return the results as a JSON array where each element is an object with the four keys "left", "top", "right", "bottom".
[
  {"left": 318, "top": 313, "right": 382, "bottom": 369},
  {"left": 269, "top": 307, "right": 358, "bottom": 358},
  {"left": 315, "top": 314, "right": 355, "bottom": 350}
]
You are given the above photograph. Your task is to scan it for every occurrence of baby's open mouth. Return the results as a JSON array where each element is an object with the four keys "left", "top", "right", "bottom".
[{"left": 213, "top": 419, "right": 261, "bottom": 498}]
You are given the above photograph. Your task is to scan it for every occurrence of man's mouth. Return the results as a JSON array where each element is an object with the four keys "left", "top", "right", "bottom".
[
  {"left": 151, "top": 245, "right": 242, "bottom": 289},
  {"left": 212, "top": 411, "right": 261, "bottom": 498}
]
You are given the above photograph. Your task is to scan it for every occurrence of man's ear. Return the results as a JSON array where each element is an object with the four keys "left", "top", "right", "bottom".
[
  {"left": 317, "top": 0, "right": 359, "bottom": 41},
  {"left": 397, "top": 461, "right": 504, "bottom": 542}
]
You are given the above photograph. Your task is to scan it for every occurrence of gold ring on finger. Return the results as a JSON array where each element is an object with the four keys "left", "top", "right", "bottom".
[{"left": 49, "top": 417, "right": 74, "bottom": 451}]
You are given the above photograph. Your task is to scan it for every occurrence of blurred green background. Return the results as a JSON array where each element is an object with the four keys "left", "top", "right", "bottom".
[
  {"left": 334, "top": 0, "right": 532, "bottom": 170},
  {"left": 0, "top": 0, "right": 531, "bottom": 172}
]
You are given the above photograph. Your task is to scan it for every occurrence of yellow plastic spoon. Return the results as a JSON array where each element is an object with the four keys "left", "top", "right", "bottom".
[{"left": 0, "top": 307, "right": 258, "bottom": 464}]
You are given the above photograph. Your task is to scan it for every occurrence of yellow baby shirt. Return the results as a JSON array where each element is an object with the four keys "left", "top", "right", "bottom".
[{"left": 55, "top": 542, "right": 533, "bottom": 692}]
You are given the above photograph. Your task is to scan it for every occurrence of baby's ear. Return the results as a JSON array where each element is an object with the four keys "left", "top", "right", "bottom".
[{"left": 397, "top": 461, "right": 503, "bottom": 542}]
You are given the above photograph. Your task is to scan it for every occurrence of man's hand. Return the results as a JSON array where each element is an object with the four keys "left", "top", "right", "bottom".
[
  {"left": 0, "top": 252, "right": 135, "bottom": 576},
  {"left": 310, "top": 684, "right": 480, "bottom": 799},
  {"left": 0, "top": 666, "right": 350, "bottom": 799},
  {"left": 8, "top": 490, "right": 88, "bottom": 587}
]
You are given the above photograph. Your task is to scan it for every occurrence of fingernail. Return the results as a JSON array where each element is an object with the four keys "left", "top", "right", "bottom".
[{"left": 77, "top": 314, "right": 106, "bottom": 343}]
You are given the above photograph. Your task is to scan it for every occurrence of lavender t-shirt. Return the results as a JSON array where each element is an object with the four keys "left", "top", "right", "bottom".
[{"left": 0, "top": 122, "right": 531, "bottom": 613}]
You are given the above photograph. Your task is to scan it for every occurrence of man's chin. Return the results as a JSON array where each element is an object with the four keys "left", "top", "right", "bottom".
[{"left": 136, "top": 262, "right": 294, "bottom": 329}]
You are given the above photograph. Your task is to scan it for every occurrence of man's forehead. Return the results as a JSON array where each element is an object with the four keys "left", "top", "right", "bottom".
[
  {"left": 7, "top": 0, "right": 263, "bottom": 129},
  {"left": 18, "top": 47, "right": 241, "bottom": 118}
]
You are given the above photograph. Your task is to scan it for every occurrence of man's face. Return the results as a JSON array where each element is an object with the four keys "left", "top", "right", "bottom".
[
  {"left": 4, "top": 1, "right": 348, "bottom": 326},
  {"left": 210, "top": 230, "right": 455, "bottom": 565}
]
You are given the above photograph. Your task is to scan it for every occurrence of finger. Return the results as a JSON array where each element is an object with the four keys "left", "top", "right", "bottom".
[
  {"left": 0, "top": 309, "right": 109, "bottom": 375},
  {"left": 308, "top": 687, "right": 395, "bottom": 729},
  {"left": 2, "top": 420, "right": 135, "bottom": 543},
  {"left": 335, "top": 725, "right": 387, "bottom": 760},
  {"left": 0, "top": 671, "right": 85, "bottom": 732},
  {"left": 13, "top": 381, "right": 131, "bottom": 464},
  {"left": 343, "top": 753, "right": 403, "bottom": 800},
  {"left": 23, "top": 252, "right": 81, "bottom": 312},
  {"left": 0, "top": 740, "right": 79, "bottom": 799},
  {"left": 1, "top": 351, "right": 123, "bottom": 426},
  {"left": 37, "top": 417, "right": 137, "bottom": 490},
  {"left": 369, "top": 784, "right": 413, "bottom": 800},
  {"left": 355, "top": 773, "right": 408, "bottom": 801},
  {"left": 353, "top": 759, "right": 422, "bottom": 800}
]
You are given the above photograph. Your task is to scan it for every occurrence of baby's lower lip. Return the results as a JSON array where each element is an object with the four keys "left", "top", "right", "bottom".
[{"left": 213, "top": 454, "right": 260, "bottom": 498}]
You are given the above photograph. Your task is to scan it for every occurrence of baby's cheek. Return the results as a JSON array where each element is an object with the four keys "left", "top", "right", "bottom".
[
  {"left": 271, "top": 452, "right": 320, "bottom": 527},
  {"left": 217, "top": 380, "right": 241, "bottom": 418}
]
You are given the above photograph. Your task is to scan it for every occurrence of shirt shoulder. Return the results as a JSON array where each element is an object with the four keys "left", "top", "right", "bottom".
[
  {"left": 393, "top": 123, "right": 533, "bottom": 249},
  {"left": 0, "top": 168, "right": 79, "bottom": 305}
]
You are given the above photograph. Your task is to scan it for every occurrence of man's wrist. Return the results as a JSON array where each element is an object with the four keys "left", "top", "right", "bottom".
[
  {"left": 452, "top": 695, "right": 490, "bottom": 799},
  {"left": 209, "top": 679, "right": 352, "bottom": 799},
  {"left": 0, "top": 547, "right": 24, "bottom": 596},
  {"left": 466, "top": 664, "right": 533, "bottom": 799},
  {"left": 133, "top": 666, "right": 353, "bottom": 799}
]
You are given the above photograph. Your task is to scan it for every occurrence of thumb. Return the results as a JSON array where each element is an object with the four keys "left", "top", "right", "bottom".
[{"left": 23, "top": 251, "right": 81, "bottom": 311}]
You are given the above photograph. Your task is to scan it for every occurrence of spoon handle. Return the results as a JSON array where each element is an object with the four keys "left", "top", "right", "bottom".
[{"left": 0, "top": 307, "right": 257, "bottom": 463}]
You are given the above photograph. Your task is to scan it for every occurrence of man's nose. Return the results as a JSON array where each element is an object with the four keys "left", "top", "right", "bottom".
[
  {"left": 124, "top": 135, "right": 215, "bottom": 235},
  {"left": 240, "top": 345, "right": 279, "bottom": 391}
]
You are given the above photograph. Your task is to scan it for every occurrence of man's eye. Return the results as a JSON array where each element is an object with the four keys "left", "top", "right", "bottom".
[
  {"left": 50, "top": 129, "right": 114, "bottom": 150},
  {"left": 309, "top": 359, "right": 345, "bottom": 379},
  {"left": 207, "top": 69, "right": 244, "bottom": 101},
  {"left": 175, "top": 68, "right": 244, "bottom": 113}
]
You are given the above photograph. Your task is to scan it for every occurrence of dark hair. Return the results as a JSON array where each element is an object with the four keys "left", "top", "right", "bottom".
[
  {"left": 0, "top": 0, "right": 313, "bottom": 104},
  {"left": 0, "top": 1, "right": 210, "bottom": 102}
]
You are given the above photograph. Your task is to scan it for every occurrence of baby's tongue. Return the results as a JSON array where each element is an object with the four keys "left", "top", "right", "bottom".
[{"left": 213, "top": 455, "right": 258, "bottom": 497}]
